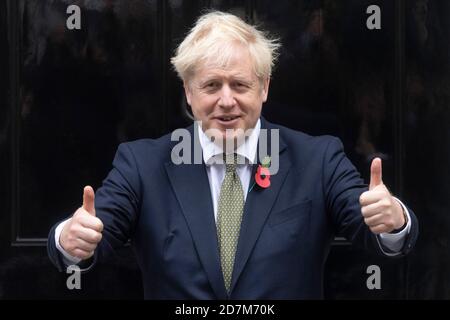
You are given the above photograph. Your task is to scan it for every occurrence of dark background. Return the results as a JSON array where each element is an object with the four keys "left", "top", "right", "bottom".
[{"left": 0, "top": 0, "right": 449, "bottom": 299}]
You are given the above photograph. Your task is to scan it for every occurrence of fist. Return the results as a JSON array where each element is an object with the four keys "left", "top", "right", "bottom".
[
  {"left": 360, "top": 158, "right": 406, "bottom": 234},
  {"left": 60, "top": 186, "right": 104, "bottom": 260}
]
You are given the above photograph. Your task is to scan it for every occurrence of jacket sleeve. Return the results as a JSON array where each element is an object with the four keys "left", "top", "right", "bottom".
[
  {"left": 322, "top": 137, "right": 418, "bottom": 257},
  {"left": 47, "top": 142, "right": 141, "bottom": 271}
]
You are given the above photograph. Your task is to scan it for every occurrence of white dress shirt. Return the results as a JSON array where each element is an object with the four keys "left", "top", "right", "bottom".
[
  {"left": 55, "top": 119, "right": 411, "bottom": 264},
  {"left": 199, "top": 119, "right": 261, "bottom": 222}
]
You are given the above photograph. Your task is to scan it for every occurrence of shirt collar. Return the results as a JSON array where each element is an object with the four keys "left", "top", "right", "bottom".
[{"left": 198, "top": 119, "right": 261, "bottom": 166}]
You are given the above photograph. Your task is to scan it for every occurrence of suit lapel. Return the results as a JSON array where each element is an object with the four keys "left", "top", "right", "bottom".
[
  {"left": 164, "top": 119, "right": 291, "bottom": 297},
  {"left": 230, "top": 119, "right": 291, "bottom": 293},
  {"left": 164, "top": 125, "right": 228, "bottom": 299}
]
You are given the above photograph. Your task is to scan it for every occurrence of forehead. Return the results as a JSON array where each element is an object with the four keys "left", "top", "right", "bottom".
[{"left": 194, "top": 45, "right": 256, "bottom": 81}]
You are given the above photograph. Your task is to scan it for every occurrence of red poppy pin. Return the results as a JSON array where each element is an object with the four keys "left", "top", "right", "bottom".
[{"left": 255, "top": 156, "right": 271, "bottom": 189}]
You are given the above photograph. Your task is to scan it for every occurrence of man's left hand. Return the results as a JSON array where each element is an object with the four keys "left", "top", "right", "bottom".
[{"left": 359, "top": 157, "right": 406, "bottom": 234}]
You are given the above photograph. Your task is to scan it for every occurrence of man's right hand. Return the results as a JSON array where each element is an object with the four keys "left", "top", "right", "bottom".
[{"left": 60, "top": 186, "right": 104, "bottom": 260}]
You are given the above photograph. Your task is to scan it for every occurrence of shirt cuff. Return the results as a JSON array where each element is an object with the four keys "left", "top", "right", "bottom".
[
  {"left": 377, "top": 197, "right": 412, "bottom": 254},
  {"left": 55, "top": 219, "right": 82, "bottom": 265}
]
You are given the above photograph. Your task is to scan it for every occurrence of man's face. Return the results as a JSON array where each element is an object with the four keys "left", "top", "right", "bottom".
[{"left": 184, "top": 45, "right": 269, "bottom": 143}]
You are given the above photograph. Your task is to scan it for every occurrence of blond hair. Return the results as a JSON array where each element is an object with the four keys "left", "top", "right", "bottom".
[{"left": 171, "top": 11, "right": 280, "bottom": 82}]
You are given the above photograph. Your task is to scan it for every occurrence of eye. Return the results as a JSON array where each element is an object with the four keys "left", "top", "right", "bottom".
[
  {"left": 201, "top": 82, "right": 221, "bottom": 92},
  {"left": 205, "top": 82, "right": 219, "bottom": 89},
  {"left": 233, "top": 82, "right": 249, "bottom": 90}
]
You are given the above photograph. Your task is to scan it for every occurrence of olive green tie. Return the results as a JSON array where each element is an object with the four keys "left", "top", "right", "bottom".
[{"left": 217, "top": 154, "right": 244, "bottom": 292}]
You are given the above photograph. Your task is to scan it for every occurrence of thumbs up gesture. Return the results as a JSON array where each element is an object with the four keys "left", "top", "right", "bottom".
[
  {"left": 60, "top": 186, "right": 104, "bottom": 260},
  {"left": 359, "top": 158, "right": 406, "bottom": 234}
]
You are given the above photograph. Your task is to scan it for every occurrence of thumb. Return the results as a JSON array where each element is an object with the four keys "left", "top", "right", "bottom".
[
  {"left": 369, "top": 157, "right": 383, "bottom": 190},
  {"left": 82, "top": 185, "right": 96, "bottom": 216}
]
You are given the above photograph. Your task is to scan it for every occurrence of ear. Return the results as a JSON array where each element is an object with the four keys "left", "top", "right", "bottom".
[
  {"left": 184, "top": 81, "right": 192, "bottom": 106},
  {"left": 261, "top": 77, "right": 270, "bottom": 103}
]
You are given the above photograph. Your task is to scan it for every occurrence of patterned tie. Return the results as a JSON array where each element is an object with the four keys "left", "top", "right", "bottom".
[{"left": 217, "top": 153, "right": 244, "bottom": 292}]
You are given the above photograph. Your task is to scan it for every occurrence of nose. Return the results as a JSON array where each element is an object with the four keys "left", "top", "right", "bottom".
[{"left": 217, "top": 85, "right": 236, "bottom": 109}]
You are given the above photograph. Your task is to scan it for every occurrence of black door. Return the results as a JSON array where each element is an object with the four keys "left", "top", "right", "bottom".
[{"left": 1, "top": 0, "right": 449, "bottom": 299}]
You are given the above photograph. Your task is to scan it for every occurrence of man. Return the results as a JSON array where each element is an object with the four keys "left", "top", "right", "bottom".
[{"left": 47, "top": 11, "right": 418, "bottom": 299}]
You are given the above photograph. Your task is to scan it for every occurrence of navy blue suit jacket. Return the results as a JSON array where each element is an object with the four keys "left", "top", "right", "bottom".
[{"left": 48, "top": 118, "right": 418, "bottom": 299}]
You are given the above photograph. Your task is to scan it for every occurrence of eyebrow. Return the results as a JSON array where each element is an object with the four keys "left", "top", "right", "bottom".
[{"left": 198, "top": 74, "right": 255, "bottom": 84}]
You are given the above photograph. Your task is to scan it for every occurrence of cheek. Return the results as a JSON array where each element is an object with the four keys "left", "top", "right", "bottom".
[
  {"left": 245, "top": 98, "right": 263, "bottom": 115},
  {"left": 191, "top": 96, "right": 216, "bottom": 115}
]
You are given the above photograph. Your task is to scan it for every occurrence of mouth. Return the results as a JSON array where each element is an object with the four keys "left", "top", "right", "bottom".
[{"left": 214, "top": 115, "right": 241, "bottom": 125}]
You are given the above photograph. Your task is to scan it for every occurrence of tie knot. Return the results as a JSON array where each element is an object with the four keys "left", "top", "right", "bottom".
[{"left": 223, "top": 153, "right": 238, "bottom": 172}]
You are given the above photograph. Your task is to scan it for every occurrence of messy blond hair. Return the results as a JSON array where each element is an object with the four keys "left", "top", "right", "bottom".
[{"left": 171, "top": 11, "right": 281, "bottom": 82}]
